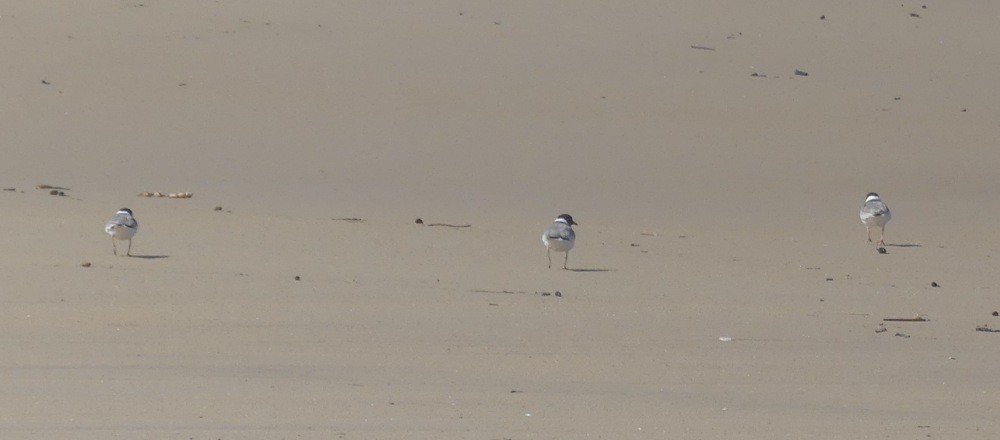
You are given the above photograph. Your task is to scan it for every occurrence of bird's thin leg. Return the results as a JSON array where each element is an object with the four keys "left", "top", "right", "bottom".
[
  {"left": 547, "top": 248, "right": 552, "bottom": 269},
  {"left": 112, "top": 238, "right": 118, "bottom": 256},
  {"left": 866, "top": 227, "right": 872, "bottom": 243},
  {"left": 126, "top": 239, "right": 133, "bottom": 257},
  {"left": 878, "top": 226, "right": 886, "bottom": 246},
  {"left": 563, "top": 252, "right": 569, "bottom": 270}
]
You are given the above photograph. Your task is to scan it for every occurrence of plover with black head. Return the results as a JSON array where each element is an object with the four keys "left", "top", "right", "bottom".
[
  {"left": 859, "top": 193, "right": 891, "bottom": 246},
  {"left": 105, "top": 208, "right": 138, "bottom": 256},
  {"left": 542, "top": 214, "right": 577, "bottom": 269}
]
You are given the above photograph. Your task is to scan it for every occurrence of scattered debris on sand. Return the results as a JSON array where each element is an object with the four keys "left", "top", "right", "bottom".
[{"left": 139, "top": 191, "right": 193, "bottom": 198}]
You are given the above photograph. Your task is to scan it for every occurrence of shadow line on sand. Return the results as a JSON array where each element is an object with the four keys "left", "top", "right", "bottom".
[
  {"left": 568, "top": 268, "right": 614, "bottom": 273},
  {"left": 885, "top": 243, "right": 921, "bottom": 248},
  {"left": 129, "top": 255, "right": 170, "bottom": 259}
]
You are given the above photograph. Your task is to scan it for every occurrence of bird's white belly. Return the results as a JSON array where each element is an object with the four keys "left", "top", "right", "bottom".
[
  {"left": 107, "top": 225, "right": 136, "bottom": 240},
  {"left": 860, "top": 213, "right": 890, "bottom": 227},
  {"left": 544, "top": 236, "right": 574, "bottom": 252}
]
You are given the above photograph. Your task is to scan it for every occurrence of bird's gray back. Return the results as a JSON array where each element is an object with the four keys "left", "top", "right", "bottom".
[
  {"left": 862, "top": 200, "right": 890, "bottom": 217},
  {"left": 106, "top": 213, "right": 137, "bottom": 229},
  {"left": 545, "top": 222, "right": 574, "bottom": 241}
]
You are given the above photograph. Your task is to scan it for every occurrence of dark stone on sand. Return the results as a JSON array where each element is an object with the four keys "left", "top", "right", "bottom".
[
  {"left": 415, "top": 218, "right": 424, "bottom": 224},
  {"left": 931, "top": 281, "right": 939, "bottom": 287}
]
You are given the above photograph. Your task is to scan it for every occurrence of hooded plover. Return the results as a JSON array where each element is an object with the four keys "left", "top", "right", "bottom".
[
  {"left": 859, "top": 193, "right": 891, "bottom": 246},
  {"left": 105, "top": 208, "right": 138, "bottom": 256},
  {"left": 542, "top": 214, "right": 577, "bottom": 269}
]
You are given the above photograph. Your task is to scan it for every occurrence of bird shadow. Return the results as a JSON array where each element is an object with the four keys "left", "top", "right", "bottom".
[
  {"left": 567, "top": 268, "right": 614, "bottom": 273},
  {"left": 885, "top": 243, "right": 922, "bottom": 248},
  {"left": 128, "top": 254, "right": 170, "bottom": 259}
]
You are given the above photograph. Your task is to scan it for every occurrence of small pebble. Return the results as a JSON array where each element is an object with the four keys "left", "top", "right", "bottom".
[
  {"left": 415, "top": 218, "right": 423, "bottom": 224},
  {"left": 294, "top": 276, "right": 300, "bottom": 281},
  {"left": 794, "top": 69, "right": 809, "bottom": 76},
  {"left": 49, "top": 190, "right": 58, "bottom": 195},
  {"left": 554, "top": 291, "right": 562, "bottom": 297},
  {"left": 931, "top": 281, "right": 940, "bottom": 288},
  {"left": 214, "top": 206, "right": 223, "bottom": 211},
  {"left": 81, "top": 262, "right": 91, "bottom": 267},
  {"left": 877, "top": 247, "right": 887, "bottom": 254},
  {"left": 992, "top": 311, "right": 998, "bottom": 317}
]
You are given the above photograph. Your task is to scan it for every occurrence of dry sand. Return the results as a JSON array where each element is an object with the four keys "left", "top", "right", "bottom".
[{"left": 2, "top": 1, "right": 1000, "bottom": 438}]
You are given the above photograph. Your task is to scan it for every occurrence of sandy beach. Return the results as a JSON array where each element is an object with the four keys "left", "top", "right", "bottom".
[{"left": 2, "top": 1, "right": 1000, "bottom": 438}]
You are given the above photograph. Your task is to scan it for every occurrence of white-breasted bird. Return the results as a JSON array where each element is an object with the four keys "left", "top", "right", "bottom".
[
  {"left": 859, "top": 193, "right": 891, "bottom": 246},
  {"left": 542, "top": 214, "right": 577, "bottom": 270},
  {"left": 105, "top": 208, "right": 138, "bottom": 256}
]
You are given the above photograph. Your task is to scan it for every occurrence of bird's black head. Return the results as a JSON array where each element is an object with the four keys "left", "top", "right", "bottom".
[
  {"left": 557, "top": 214, "right": 577, "bottom": 226},
  {"left": 119, "top": 208, "right": 133, "bottom": 215},
  {"left": 865, "top": 192, "right": 880, "bottom": 199}
]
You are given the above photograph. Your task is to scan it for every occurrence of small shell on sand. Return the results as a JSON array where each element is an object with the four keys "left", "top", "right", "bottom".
[
  {"left": 168, "top": 193, "right": 179, "bottom": 198},
  {"left": 153, "top": 192, "right": 163, "bottom": 197},
  {"left": 139, "top": 192, "right": 153, "bottom": 197}
]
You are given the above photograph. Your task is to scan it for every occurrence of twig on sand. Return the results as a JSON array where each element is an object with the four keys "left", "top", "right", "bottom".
[
  {"left": 471, "top": 289, "right": 562, "bottom": 297},
  {"left": 883, "top": 316, "right": 928, "bottom": 322},
  {"left": 37, "top": 184, "right": 70, "bottom": 190},
  {"left": 690, "top": 45, "right": 715, "bottom": 51},
  {"left": 332, "top": 218, "right": 366, "bottom": 223}
]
